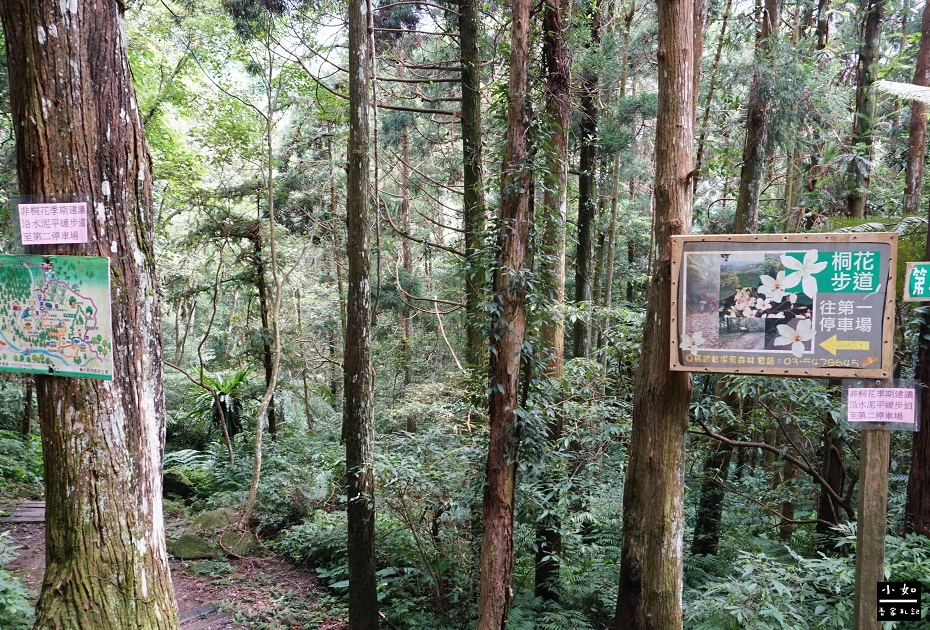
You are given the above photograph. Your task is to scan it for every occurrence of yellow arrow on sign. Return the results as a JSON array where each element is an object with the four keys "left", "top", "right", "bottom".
[{"left": 819, "top": 335, "right": 870, "bottom": 356}]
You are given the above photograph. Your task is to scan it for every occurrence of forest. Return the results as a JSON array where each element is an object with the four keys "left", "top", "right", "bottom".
[{"left": 0, "top": 0, "right": 929, "bottom": 628}]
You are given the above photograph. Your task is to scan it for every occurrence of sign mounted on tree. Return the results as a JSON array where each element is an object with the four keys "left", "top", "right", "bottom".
[
  {"left": 670, "top": 233, "right": 897, "bottom": 378},
  {"left": 903, "top": 262, "right": 930, "bottom": 301},
  {"left": 0, "top": 255, "right": 112, "bottom": 379}
]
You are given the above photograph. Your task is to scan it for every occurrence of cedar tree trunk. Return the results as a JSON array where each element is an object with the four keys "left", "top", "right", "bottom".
[
  {"left": 0, "top": 1, "right": 179, "bottom": 628},
  {"left": 460, "top": 0, "right": 486, "bottom": 368},
  {"left": 733, "top": 0, "right": 782, "bottom": 233},
  {"left": 903, "top": 0, "right": 930, "bottom": 216},
  {"left": 612, "top": 0, "right": 694, "bottom": 625},
  {"left": 476, "top": 0, "right": 531, "bottom": 623},
  {"left": 846, "top": 0, "right": 884, "bottom": 218},
  {"left": 344, "top": 0, "right": 378, "bottom": 626}
]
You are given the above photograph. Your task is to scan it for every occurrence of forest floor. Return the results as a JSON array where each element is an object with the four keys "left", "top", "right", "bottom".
[{"left": 0, "top": 505, "right": 346, "bottom": 630}]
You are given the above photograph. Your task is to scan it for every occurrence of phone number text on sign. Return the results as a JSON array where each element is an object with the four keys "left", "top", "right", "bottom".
[{"left": 18, "top": 202, "right": 88, "bottom": 245}]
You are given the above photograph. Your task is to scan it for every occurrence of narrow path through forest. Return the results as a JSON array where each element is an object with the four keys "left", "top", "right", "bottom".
[{"left": 0, "top": 504, "right": 344, "bottom": 629}]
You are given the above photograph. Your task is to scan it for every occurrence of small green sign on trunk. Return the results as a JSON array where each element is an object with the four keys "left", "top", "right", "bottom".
[{"left": 904, "top": 262, "right": 930, "bottom": 302}]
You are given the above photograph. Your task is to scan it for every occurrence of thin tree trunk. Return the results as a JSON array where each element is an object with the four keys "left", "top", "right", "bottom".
[
  {"left": 816, "top": 0, "right": 831, "bottom": 49},
  {"left": 612, "top": 0, "right": 694, "bottom": 624},
  {"left": 903, "top": 0, "right": 930, "bottom": 216},
  {"left": 817, "top": 412, "right": 846, "bottom": 550},
  {"left": 691, "top": 426, "right": 735, "bottom": 555},
  {"left": 535, "top": 0, "right": 571, "bottom": 602},
  {"left": 0, "top": 1, "right": 179, "bottom": 627},
  {"left": 733, "top": 0, "right": 782, "bottom": 233},
  {"left": 251, "top": 224, "right": 277, "bottom": 439},
  {"left": 345, "top": 0, "right": 378, "bottom": 625},
  {"left": 400, "top": 130, "right": 414, "bottom": 389},
  {"left": 846, "top": 0, "right": 884, "bottom": 218},
  {"left": 476, "top": 0, "right": 531, "bottom": 623},
  {"left": 694, "top": 0, "right": 734, "bottom": 191},
  {"left": 296, "top": 289, "right": 313, "bottom": 432},
  {"left": 21, "top": 378, "right": 32, "bottom": 437},
  {"left": 460, "top": 0, "right": 486, "bottom": 368}
]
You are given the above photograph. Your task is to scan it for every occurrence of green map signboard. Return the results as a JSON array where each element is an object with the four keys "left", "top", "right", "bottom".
[
  {"left": 670, "top": 234, "right": 897, "bottom": 378},
  {"left": 0, "top": 256, "right": 112, "bottom": 379},
  {"left": 904, "top": 262, "right": 930, "bottom": 302}
]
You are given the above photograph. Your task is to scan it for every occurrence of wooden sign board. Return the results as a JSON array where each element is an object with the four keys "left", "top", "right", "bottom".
[
  {"left": 670, "top": 233, "right": 897, "bottom": 378},
  {"left": 903, "top": 262, "right": 930, "bottom": 301}
]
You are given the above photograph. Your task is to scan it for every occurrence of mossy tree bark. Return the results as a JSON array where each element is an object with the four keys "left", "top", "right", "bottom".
[
  {"left": 476, "top": 0, "right": 531, "bottom": 623},
  {"left": 460, "top": 0, "right": 486, "bottom": 368},
  {"left": 612, "top": 0, "right": 693, "bottom": 624},
  {"left": 0, "top": 1, "right": 179, "bottom": 628},
  {"left": 732, "top": 0, "right": 782, "bottom": 233},
  {"left": 846, "top": 0, "right": 884, "bottom": 218}
]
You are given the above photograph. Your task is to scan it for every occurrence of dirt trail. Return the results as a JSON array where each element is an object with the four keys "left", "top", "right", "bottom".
[{"left": 1, "top": 519, "right": 343, "bottom": 629}]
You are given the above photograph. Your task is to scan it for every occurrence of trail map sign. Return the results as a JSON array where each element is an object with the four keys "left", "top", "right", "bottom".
[
  {"left": 0, "top": 256, "right": 112, "bottom": 379},
  {"left": 903, "top": 262, "right": 930, "bottom": 301},
  {"left": 670, "top": 234, "right": 896, "bottom": 378}
]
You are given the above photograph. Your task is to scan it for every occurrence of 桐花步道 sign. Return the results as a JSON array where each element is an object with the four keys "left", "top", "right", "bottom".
[{"left": 670, "top": 233, "right": 896, "bottom": 378}]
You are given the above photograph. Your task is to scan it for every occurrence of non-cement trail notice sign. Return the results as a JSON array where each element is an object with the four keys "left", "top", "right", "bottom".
[
  {"left": 0, "top": 255, "right": 112, "bottom": 379},
  {"left": 670, "top": 233, "right": 896, "bottom": 378}
]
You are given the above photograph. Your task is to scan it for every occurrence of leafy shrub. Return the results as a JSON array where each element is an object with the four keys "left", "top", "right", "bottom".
[
  {"left": 685, "top": 525, "right": 930, "bottom": 629},
  {"left": 0, "top": 532, "right": 33, "bottom": 630}
]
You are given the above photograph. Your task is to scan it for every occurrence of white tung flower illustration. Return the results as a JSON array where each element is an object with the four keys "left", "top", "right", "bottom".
[
  {"left": 681, "top": 331, "right": 704, "bottom": 356},
  {"left": 781, "top": 250, "right": 827, "bottom": 298},
  {"left": 758, "top": 270, "right": 789, "bottom": 302},
  {"left": 773, "top": 319, "right": 815, "bottom": 358}
]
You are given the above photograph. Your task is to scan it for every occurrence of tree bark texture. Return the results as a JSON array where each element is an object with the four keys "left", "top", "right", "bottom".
[
  {"left": 903, "top": 0, "right": 930, "bottom": 217},
  {"left": 535, "top": 0, "right": 571, "bottom": 600},
  {"left": 344, "top": 0, "right": 378, "bottom": 626},
  {"left": 476, "top": 0, "right": 531, "bottom": 624},
  {"left": 0, "top": 1, "right": 179, "bottom": 628},
  {"left": 846, "top": 0, "right": 884, "bottom": 218},
  {"left": 573, "top": 2, "right": 600, "bottom": 360},
  {"left": 612, "top": 0, "right": 694, "bottom": 624},
  {"left": 816, "top": 0, "right": 831, "bottom": 49},
  {"left": 460, "top": 0, "right": 486, "bottom": 368},
  {"left": 250, "top": 225, "right": 277, "bottom": 438},
  {"left": 733, "top": 0, "right": 782, "bottom": 233}
]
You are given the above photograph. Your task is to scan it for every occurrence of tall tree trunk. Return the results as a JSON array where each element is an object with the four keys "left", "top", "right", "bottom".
[
  {"left": 903, "top": 0, "right": 930, "bottom": 216},
  {"left": 345, "top": 0, "right": 378, "bottom": 625},
  {"left": 573, "top": 2, "right": 601, "bottom": 359},
  {"left": 476, "top": 0, "right": 531, "bottom": 623},
  {"left": 612, "top": 0, "right": 694, "bottom": 624},
  {"left": 535, "top": 0, "right": 571, "bottom": 602},
  {"left": 251, "top": 224, "right": 277, "bottom": 439},
  {"left": 690, "top": 426, "right": 735, "bottom": 556},
  {"left": 21, "top": 378, "right": 33, "bottom": 437},
  {"left": 296, "top": 290, "right": 313, "bottom": 432},
  {"left": 0, "top": 1, "right": 179, "bottom": 628},
  {"left": 846, "top": 0, "right": 884, "bottom": 218},
  {"left": 460, "top": 0, "right": 486, "bottom": 368},
  {"left": 816, "top": 0, "right": 832, "bottom": 49},
  {"left": 907, "top": 80, "right": 930, "bottom": 530},
  {"left": 694, "top": 0, "right": 734, "bottom": 191},
  {"left": 400, "top": 130, "right": 414, "bottom": 389},
  {"left": 816, "top": 412, "right": 847, "bottom": 550},
  {"left": 733, "top": 0, "right": 782, "bottom": 233}
]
